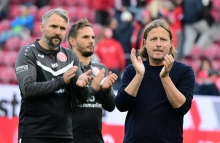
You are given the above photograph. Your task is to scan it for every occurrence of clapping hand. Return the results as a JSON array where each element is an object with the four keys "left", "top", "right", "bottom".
[
  {"left": 91, "top": 68, "right": 105, "bottom": 91},
  {"left": 130, "top": 48, "right": 145, "bottom": 76},
  {"left": 101, "top": 71, "right": 118, "bottom": 92},
  {"left": 160, "top": 54, "right": 174, "bottom": 78},
  {"left": 76, "top": 69, "right": 93, "bottom": 87},
  {"left": 63, "top": 66, "right": 78, "bottom": 84}
]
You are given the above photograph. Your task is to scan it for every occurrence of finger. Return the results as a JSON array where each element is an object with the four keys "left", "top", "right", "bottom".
[
  {"left": 108, "top": 71, "right": 113, "bottom": 76},
  {"left": 90, "top": 75, "right": 94, "bottom": 80},
  {"left": 89, "top": 76, "right": 93, "bottom": 81},
  {"left": 131, "top": 48, "right": 136, "bottom": 55},
  {"left": 68, "top": 66, "right": 78, "bottom": 72},
  {"left": 83, "top": 81, "right": 87, "bottom": 87},
  {"left": 137, "top": 56, "right": 142, "bottom": 62},
  {"left": 167, "top": 54, "right": 174, "bottom": 63},
  {"left": 165, "top": 54, "right": 171, "bottom": 62},
  {"left": 103, "top": 78, "right": 112, "bottom": 86},
  {"left": 101, "top": 68, "right": 105, "bottom": 74},
  {"left": 96, "top": 74, "right": 104, "bottom": 80},
  {"left": 107, "top": 75, "right": 117, "bottom": 84},
  {"left": 164, "top": 55, "right": 170, "bottom": 65},
  {"left": 69, "top": 73, "right": 76, "bottom": 78},
  {"left": 84, "top": 69, "right": 92, "bottom": 75},
  {"left": 72, "top": 66, "right": 78, "bottom": 70},
  {"left": 109, "top": 73, "right": 118, "bottom": 80},
  {"left": 163, "top": 61, "right": 168, "bottom": 69},
  {"left": 130, "top": 48, "right": 136, "bottom": 59},
  {"left": 85, "top": 79, "right": 90, "bottom": 85}
]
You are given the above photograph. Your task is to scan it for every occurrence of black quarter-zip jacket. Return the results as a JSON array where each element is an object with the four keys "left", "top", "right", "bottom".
[{"left": 15, "top": 40, "right": 89, "bottom": 139}]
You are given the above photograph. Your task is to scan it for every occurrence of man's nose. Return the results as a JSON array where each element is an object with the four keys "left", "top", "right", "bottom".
[
  {"left": 156, "top": 39, "right": 161, "bottom": 46},
  {"left": 55, "top": 28, "right": 61, "bottom": 34},
  {"left": 89, "top": 37, "right": 94, "bottom": 43}
]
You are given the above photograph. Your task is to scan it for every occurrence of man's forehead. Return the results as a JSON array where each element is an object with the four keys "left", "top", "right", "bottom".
[{"left": 77, "top": 27, "right": 95, "bottom": 35}]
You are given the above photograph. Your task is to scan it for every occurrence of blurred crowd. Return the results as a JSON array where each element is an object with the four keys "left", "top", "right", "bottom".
[{"left": 0, "top": 0, "right": 219, "bottom": 95}]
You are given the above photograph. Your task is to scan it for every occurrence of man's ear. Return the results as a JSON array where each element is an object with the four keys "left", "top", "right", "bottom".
[
  {"left": 143, "top": 39, "right": 146, "bottom": 46},
  {"left": 40, "top": 23, "right": 44, "bottom": 32},
  {"left": 69, "top": 37, "right": 76, "bottom": 48}
]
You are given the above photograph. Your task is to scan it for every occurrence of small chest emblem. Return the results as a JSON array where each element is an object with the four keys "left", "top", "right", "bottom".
[
  {"left": 51, "top": 63, "right": 58, "bottom": 68},
  {"left": 92, "top": 67, "right": 100, "bottom": 75},
  {"left": 57, "top": 52, "right": 67, "bottom": 62}
]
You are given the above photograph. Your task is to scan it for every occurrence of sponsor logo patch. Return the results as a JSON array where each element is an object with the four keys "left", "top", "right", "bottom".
[{"left": 16, "top": 65, "right": 28, "bottom": 73}]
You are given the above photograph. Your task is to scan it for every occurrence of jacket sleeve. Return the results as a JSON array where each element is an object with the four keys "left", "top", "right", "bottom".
[
  {"left": 115, "top": 65, "right": 136, "bottom": 112},
  {"left": 173, "top": 65, "right": 195, "bottom": 115},
  {"left": 100, "top": 66, "right": 116, "bottom": 112},
  {"left": 100, "top": 88, "right": 115, "bottom": 112},
  {"left": 71, "top": 53, "right": 90, "bottom": 103},
  {"left": 15, "top": 47, "right": 67, "bottom": 100}
]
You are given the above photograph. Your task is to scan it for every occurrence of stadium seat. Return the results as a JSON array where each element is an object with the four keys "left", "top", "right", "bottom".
[
  {"left": 49, "top": 0, "right": 64, "bottom": 8},
  {"left": 0, "top": 51, "right": 5, "bottom": 66},
  {"left": 189, "top": 46, "right": 204, "bottom": 60},
  {"left": 66, "top": 7, "right": 77, "bottom": 22},
  {"left": 0, "top": 66, "right": 17, "bottom": 84},
  {"left": 9, "top": 0, "right": 21, "bottom": 5},
  {"left": 203, "top": 44, "right": 219, "bottom": 60},
  {"left": 29, "top": 5, "right": 39, "bottom": 18},
  {"left": 8, "top": 5, "right": 21, "bottom": 20},
  {"left": 32, "top": 20, "right": 42, "bottom": 37},
  {"left": 4, "top": 37, "right": 21, "bottom": 51},
  {"left": 37, "top": 6, "right": 51, "bottom": 20},
  {"left": 76, "top": 0, "right": 89, "bottom": 7},
  {"left": 63, "top": 0, "right": 79, "bottom": 7},
  {"left": 0, "top": 20, "right": 10, "bottom": 32},
  {"left": 87, "top": 9, "right": 95, "bottom": 23},
  {"left": 93, "top": 23, "right": 102, "bottom": 37},
  {"left": 190, "top": 59, "right": 201, "bottom": 72},
  {"left": 20, "top": 37, "right": 35, "bottom": 48},
  {"left": 75, "top": 7, "right": 89, "bottom": 21},
  {"left": 212, "top": 60, "right": 220, "bottom": 71},
  {"left": 3, "top": 51, "right": 18, "bottom": 67}
]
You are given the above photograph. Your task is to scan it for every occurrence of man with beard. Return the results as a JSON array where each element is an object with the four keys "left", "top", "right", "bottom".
[
  {"left": 15, "top": 8, "right": 92, "bottom": 143},
  {"left": 115, "top": 19, "right": 195, "bottom": 142},
  {"left": 67, "top": 19, "right": 118, "bottom": 143}
]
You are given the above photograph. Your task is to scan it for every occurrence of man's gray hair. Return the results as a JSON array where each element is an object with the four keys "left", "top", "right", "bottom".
[{"left": 42, "top": 8, "right": 69, "bottom": 25}]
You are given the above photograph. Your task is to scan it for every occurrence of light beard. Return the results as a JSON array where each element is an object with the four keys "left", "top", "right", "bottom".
[{"left": 149, "top": 55, "right": 164, "bottom": 61}]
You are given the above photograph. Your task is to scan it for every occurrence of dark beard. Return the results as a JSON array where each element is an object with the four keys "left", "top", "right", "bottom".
[
  {"left": 45, "top": 35, "right": 62, "bottom": 49},
  {"left": 82, "top": 51, "right": 93, "bottom": 57},
  {"left": 77, "top": 44, "right": 94, "bottom": 57}
]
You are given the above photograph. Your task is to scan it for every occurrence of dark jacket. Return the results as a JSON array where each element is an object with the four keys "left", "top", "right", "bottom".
[
  {"left": 72, "top": 61, "right": 115, "bottom": 143},
  {"left": 15, "top": 40, "right": 89, "bottom": 139}
]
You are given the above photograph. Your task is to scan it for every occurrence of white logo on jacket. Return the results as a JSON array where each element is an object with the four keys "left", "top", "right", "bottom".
[
  {"left": 51, "top": 63, "right": 58, "bottom": 68},
  {"left": 38, "top": 54, "right": 44, "bottom": 58},
  {"left": 55, "top": 89, "right": 65, "bottom": 93}
]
